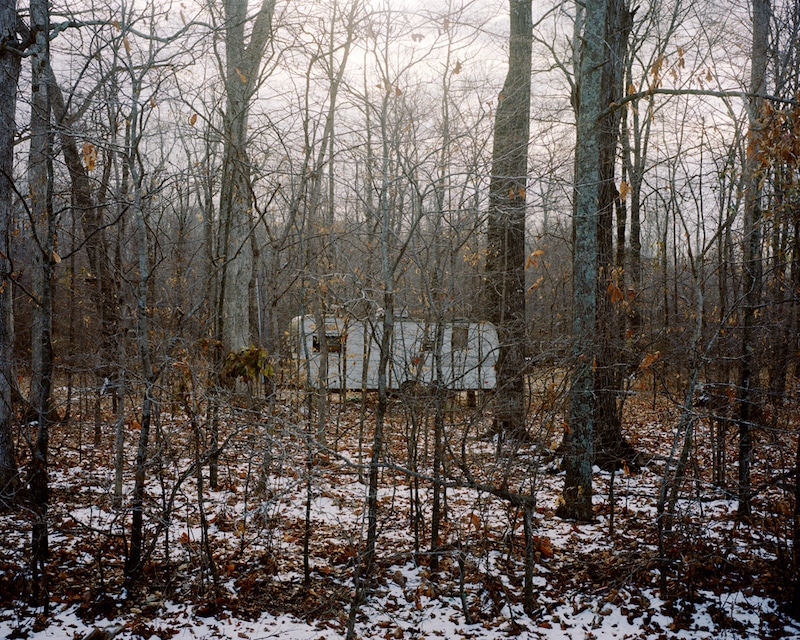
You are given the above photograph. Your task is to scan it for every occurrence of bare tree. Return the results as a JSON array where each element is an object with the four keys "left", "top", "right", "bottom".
[
  {"left": 25, "top": 0, "right": 56, "bottom": 607},
  {"left": 302, "top": 0, "right": 361, "bottom": 448},
  {"left": 736, "top": 0, "right": 770, "bottom": 520},
  {"left": 107, "top": 3, "right": 206, "bottom": 584}
]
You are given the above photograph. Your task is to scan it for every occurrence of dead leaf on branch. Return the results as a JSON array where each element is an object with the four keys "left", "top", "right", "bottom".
[
  {"left": 638, "top": 351, "right": 661, "bottom": 371},
  {"left": 527, "top": 275, "right": 544, "bottom": 294},
  {"left": 83, "top": 142, "right": 97, "bottom": 171},
  {"left": 607, "top": 282, "right": 624, "bottom": 304},
  {"left": 525, "top": 249, "right": 544, "bottom": 269}
]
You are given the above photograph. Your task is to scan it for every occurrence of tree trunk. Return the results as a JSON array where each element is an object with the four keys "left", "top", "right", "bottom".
[
  {"left": 218, "top": 0, "right": 276, "bottom": 354},
  {"left": 593, "top": 0, "right": 636, "bottom": 471},
  {"left": 737, "top": 0, "right": 770, "bottom": 520},
  {"left": 28, "top": 0, "right": 55, "bottom": 420},
  {"left": 557, "top": 0, "right": 609, "bottom": 522},
  {"left": 123, "top": 62, "right": 156, "bottom": 585},
  {"left": 125, "top": 171, "right": 157, "bottom": 584},
  {"left": 0, "top": 0, "right": 20, "bottom": 501},
  {"left": 28, "top": 0, "right": 54, "bottom": 606},
  {"left": 485, "top": 0, "right": 532, "bottom": 439},
  {"left": 304, "top": 0, "right": 359, "bottom": 448}
]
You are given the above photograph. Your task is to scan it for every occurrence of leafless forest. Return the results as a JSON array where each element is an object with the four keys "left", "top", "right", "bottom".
[{"left": 1, "top": 0, "right": 800, "bottom": 638}]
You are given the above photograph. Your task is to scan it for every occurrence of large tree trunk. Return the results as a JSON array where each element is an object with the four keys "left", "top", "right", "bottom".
[
  {"left": 210, "top": 0, "right": 275, "bottom": 490},
  {"left": 218, "top": 0, "right": 276, "bottom": 354},
  {"left": 557, "top": 0, "right": 608, "bottom": 522},
  {"left": 593, "top": 0, "right": 636, "bottom": 471},
  {"left": 0, "top": 0, "right": 20, "bottom": 502},
  {"left": 737, "top": 0, "right": 770, "bottom": 520},
  {"left": 485, "top": 0, "right": 532, "bottom": 438}
]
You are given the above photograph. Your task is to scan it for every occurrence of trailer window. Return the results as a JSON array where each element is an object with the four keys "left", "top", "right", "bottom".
[
  {"left": 452, "top": 326, "right": 468, "bottom": 351},
  {"left": 327, "top": 334, "right": 342, "bottom": 353},
  {"left": 312, "top": 333, "right": 342, "bottom": 354}
]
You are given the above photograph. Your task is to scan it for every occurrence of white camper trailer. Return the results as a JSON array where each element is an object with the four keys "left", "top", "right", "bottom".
[{"left": 289, "top": 315, "right": 498, "bottom": 391}]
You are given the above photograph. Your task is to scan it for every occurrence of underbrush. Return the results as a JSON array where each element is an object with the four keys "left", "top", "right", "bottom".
[{"left": 1, "top": 388, "right": 799, "bottom": 639}]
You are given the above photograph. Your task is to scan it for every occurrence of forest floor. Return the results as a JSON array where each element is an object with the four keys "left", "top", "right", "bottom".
[{"left": 1, "top": 382, "right": 800, "bottom": 640}]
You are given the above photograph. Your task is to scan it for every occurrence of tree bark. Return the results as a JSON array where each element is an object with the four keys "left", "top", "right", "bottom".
[
  {"left": 27, "top": 0, "right": 54, "bottom": 421},
  {"left": 485, "top": 0, "right": 532, "bottom": 439}
]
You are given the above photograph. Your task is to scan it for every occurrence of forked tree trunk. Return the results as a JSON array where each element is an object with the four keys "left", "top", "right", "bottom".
[
  {"left": 218, "top": 0, "right": 276, "bottom": 354},
  {"left": 347, "top": 75, "right": 394, "bottom": 639}
]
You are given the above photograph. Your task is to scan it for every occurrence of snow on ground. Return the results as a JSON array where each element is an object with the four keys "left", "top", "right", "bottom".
[
  {"left": 2, "top": 393, "right": 800, "bottom": 640},
  {"left": 2, "top": 587, "right": 797, "bottom": 639}
]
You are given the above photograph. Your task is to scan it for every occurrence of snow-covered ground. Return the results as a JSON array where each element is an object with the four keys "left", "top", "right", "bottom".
[{"left": 2, "top": 393, "right": 799, "bottom": 639}]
